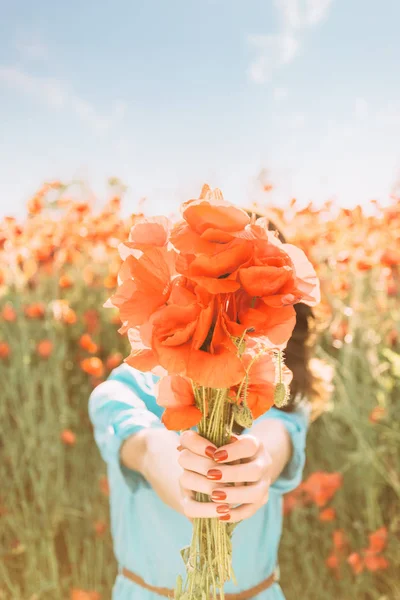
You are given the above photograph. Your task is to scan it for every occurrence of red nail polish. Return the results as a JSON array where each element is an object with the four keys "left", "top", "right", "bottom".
[
  {"left": 219, "top": 514, "right": 231, "bottom": 521},
  {"left": 207, "top": 469, "right": 222, "bottom": 481},
  {"left": 205, "top": 446, "right": 216, "bottom": 459},
  {"left": 211, "top": 490, "right": 227, "bottom": 501},
  {"left": 177, "top": 445, "right": 183, "bottom": 452},
  {"left": 214, "top": 450, "right": 228, "bottom": 462},
  {"left": 216, "top": 504, "right": 230, "bottom": 514},
  {"left": 230, "top": 435, "right": 239, "bottom": 443}
]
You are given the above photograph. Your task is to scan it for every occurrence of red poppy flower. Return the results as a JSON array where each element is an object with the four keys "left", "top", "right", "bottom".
[
  {"left": 171, "top": 185, "right": 250, "bottom": 256},
  {"left": 302, "top": 472, "right": 343, "bottom": 508},
  {"left": 347, "top": 552, "right": 364, "bottom": 575},
  {"left": 106, "top": 248, "right": 174, "bottom": 332},
  {"left": 366, "top": 527, "right": 387, "bottom": 554},
  {"left": 37, "top": 339, "right": 53, "bottom": 358},
  {"left": 0, "top": 342, "right": 11, "bottom": 359},
  {"left": 127, "top": 281, "right": 246, "bottom": 388},
  {"left": 80, "top": 357, "right": 104, "bottom": 378}
]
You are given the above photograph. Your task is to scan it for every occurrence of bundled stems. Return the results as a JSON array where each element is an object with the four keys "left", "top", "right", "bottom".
[{"left": 175, "top": 387, "right": 235, "bottom": 600}]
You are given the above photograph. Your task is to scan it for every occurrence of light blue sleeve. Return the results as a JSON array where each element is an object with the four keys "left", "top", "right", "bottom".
[
  {"left": 249, "top": 404, "right": 309, "bottom": 494},
  {"left": 88, "top": 366, "right": 164, "bottom": 491}
]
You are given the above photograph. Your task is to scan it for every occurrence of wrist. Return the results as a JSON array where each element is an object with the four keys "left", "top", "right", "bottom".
[{"left": 140, "top": 428, "right": 179, "bottom": 480}]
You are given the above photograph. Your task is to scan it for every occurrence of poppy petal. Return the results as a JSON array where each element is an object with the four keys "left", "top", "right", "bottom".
[
  {"left": 162, "top": 406, "right": 203, "bottom": 431},
  {"left": 156, "top": 375, "right": 195, "bottom": 408},
  {"left": 187, "top": 347, "right": 245, "bottom": 388},
  {"left": 239, "top": 265, "right": 293, "bottom": 297},
  {"left": 125, "top": 349, "right": 158, "bottom": 372}
]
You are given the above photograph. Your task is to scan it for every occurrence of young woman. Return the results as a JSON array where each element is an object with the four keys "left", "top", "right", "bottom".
[{"left": 89, "top": 220, "right": 319, "bottom": 600}]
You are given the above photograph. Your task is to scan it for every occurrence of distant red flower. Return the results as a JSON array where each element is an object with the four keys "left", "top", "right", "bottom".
[
  {"left": 356, "top": 260, "right": 373, "bottom": 271},
  {"left": 347, "top": 552, "right": 364, "bottom": 575},
  {"left": 387, "top": 329, "right": 398, "bottom": 347},
  {"left": 0, "top": 342, "right": 10, "bottom": 359},
  {"left": 326, "top": 553, "right": 339, "bottom": 571},
  {"left": 319, "top": 507, "right": 336, "bottom": 522},
  {"left": 381, "top": 248, "right": 400, "bottom": 267},
  {"left": 27, "top": 195, "right": 44, "bottom": 215},
  {"left": 81, "top": 357, "right": 104, "bottom": 378},
  {"left": 99, "top": 475, "right": 110, "bottom": 497},
  {"left": 79, "top": 333, "right": 99, "bottom": 354},
  {"left": 37, "top": 339, "right": 53, "bottom": 358},
  {"left": 364, "top": 554, "right": 389, "bottom": 572},
  {"left": 366, "top": 527, "right": 387, "bottom": 554},
  {"left": 333, "top": 529, "right": 349, "bottom": 554},
  {"left": 104, "top": 273, "right": 118, "bottom": 289},
  {"left": 59, "top": 274, "right": 73, "bottom": 288},
  {"left": 52, "top": 300, "right": 77, "bottom": 324},
  {"left": 93, "top": 520, "right": 108, "bottom": 536},
  {"left": 106, "top": 352, "right": 123, "bottom": 370},
  {"left": 2, "top": 304, "right": 17, "bottom": 321},
  {"left": 61, "top": 430, "right": 76, "bottom": 446},
  {"left": 369, "top": 406, "right": 387, "bottom": 423},
  {"left": 24, "top": 302, "right": 45, "bottom": 319},
  {"left": 302, "top": 472, "right": 343, "bottom": 507}
]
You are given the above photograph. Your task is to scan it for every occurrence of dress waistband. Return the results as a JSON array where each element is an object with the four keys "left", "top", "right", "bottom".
[{"left": 120, "top": 565, "right": 279, "bottom": 599}]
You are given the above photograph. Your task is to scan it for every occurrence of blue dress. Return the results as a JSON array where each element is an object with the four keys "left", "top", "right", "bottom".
[{"left": 88, "top": 364, "right": 309, "bottom": 600}]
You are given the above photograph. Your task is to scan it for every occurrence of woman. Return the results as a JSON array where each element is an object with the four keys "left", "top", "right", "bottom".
[{"left": 89, "top": 219, "right": 319, "bottom": 600}]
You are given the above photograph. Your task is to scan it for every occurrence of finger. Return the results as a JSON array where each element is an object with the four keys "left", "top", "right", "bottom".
[
  {"left": 206, "top": 458, "right": 265, "bottom": 484},
  {"left": 178, "top": 449, "right": 215, "bottom": 475},
  {"left": 182, "top": 496, "right": 231, "bottom": 519},
  {"left": 179, "top": 430, "right": 217, "bottom": 459},
  {"left": 210, "top": 479, "right": 270, "bottom": 505},
  {"left": 219, "top": 503, "right": 260, "bottom": 524},
  {"left": 180, "top": 470, "right": 221, "bottom": 496},
  {"left": 213, "top": 435, "right": 260, "bottom": 464}
]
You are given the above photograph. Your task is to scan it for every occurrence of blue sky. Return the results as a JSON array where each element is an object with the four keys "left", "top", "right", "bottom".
[{"left": 1, "top": 0, "right": 400, "bottom": 217}]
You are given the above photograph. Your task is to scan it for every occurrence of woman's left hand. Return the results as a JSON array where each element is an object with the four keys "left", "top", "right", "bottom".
[{"left": 178, "top": 430, "right": 272, "bottom": 523}]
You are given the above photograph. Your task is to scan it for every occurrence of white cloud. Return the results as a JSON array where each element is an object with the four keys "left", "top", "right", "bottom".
[
  {"left": 278, "top": 0, "right": 333, "bottom": 28},
  {"left": 248, "top": 0, "right": 334, "bottom": 84},
  {"left": 248, "top": 33, "right": 299, "bottom": 83},
  {"left": 0, "top": 66, "right": 126, "bottom": 134}
]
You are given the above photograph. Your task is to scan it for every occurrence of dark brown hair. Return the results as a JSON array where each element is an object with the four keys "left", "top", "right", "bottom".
[{"left": 249, "top": 215, "right": 317, "bottom": 412}]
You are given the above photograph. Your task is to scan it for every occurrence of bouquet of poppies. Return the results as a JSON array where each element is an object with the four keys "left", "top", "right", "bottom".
[{"left": 106, "top": 185, "right": 320, "bottom": 599}]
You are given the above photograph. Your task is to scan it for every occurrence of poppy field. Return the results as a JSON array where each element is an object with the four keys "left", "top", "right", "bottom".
[{"left": 0, "top": 181, "right": 399, "bottom": 600}]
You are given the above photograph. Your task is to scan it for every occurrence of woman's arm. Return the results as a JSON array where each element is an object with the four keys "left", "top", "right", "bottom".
[
  {"left": 120, "top": 427, "right": 183, "bottom": 513},
  {"left": 121, "top": 416, "right": 293, "bottom": 522}
]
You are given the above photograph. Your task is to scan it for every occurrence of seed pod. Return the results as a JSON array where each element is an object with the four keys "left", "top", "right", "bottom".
[
  {"left": 233, "top": 403, "right": 253, "bottom": 428},
  {"left": 274, "top": 382, "right": 289, "bottom": 407}
]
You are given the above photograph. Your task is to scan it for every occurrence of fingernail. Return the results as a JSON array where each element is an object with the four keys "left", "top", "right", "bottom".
[
  {"left": 205, "top": 446, "right": 216, "bottom": 459},
  {"left": 230, "top": 435, "right": 239, "bottom": 443},
  {"left": 177, "top": 445, "right": 183, "bottom": 452},
  {"left": 219, "top": 514, "right": 231, "bottom": 521},
  {"left": 211, "top": 490, "right": 227, "bottom": 501},
  {"left": 214, "top": 450, "right": 228, "bottom": 463},
  {"left": 207, "top": 469, "right": 222, "bottom": 481},
  {"left": 216, "top": 504, "right": 230, "bottom": 514}
]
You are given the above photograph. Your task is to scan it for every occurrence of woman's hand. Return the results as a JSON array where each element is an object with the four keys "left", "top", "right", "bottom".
[{"left": 178, "top": 430, "right": 272, "bottom": 523}]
